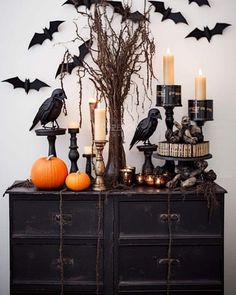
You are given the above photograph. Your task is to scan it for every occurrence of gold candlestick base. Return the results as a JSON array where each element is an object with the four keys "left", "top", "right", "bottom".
[{"left": 93, "top": 140, "right": 107, "bottom": 192}]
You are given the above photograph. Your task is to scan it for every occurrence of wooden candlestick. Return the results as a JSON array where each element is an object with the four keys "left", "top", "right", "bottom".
[
  {"left": 68, "top": 128, "right": 80, "bottom": 173},
  {"left": 156, "top": 85, "right": 182, "bottom": 141},
  {"left": 83, "top": 153, "right": 96, "bottom": 180}
]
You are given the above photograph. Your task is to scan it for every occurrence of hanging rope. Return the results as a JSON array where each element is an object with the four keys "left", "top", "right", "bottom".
[
  {"left": 96, "top": 192, "right": 103, "bottom": 295},
  {"left": 166, "top": 191, "right": 173, "bottom": 295},
  {"left": 59, "top": 189, "right": 67, "bottom": 295}
]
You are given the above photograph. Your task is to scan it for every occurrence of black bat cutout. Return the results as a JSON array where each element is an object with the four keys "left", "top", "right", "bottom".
[
  {"left": 55, "top": 40, "right": 92, "bottom": 78},
  {"left": 62, "top": 0, "right": 102, "bottom": 9},
  {"left": 28, "top": 21, "right": 64, "bottom": 49},
  {"left": 107, "top": 1, "right": 147, "bottom": 23},
  {"left": 149, "top": 1, "right": 188, "bottom": 25},
  {"left": 107, "top": 1, "right": 124, "bottom": 14},
  {"left": 189, "top": 0, "right": 210, "bottom": 7},
  {"left": 185, "top": 23, "right": 231, "bottom": 42},
  {"left": 126, "top": 11, "right": 148, "bottom": 23},
  {"left": 2, "top": 77, "right": 50, "bottom": 94}
]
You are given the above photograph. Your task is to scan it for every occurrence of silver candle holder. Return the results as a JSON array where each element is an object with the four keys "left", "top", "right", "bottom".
[{"left": 93, "top": 140, "right": 107, "bottom": 192}]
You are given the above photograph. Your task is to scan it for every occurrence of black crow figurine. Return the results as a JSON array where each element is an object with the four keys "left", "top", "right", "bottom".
[
  {"left": 29, "top": 88, "right": 66, "bottom": 131},
  {"left": 129, "top": 108, "right": 162, "bottom": 150}
]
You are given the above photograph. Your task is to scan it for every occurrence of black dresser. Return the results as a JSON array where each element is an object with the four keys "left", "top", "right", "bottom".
[{"left": 8, "top": 183, "right": 226, "bottom": 294}]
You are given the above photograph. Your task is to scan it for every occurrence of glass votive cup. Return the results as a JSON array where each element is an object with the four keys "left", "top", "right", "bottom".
[{"left": 120, "top": 168, "right": 133, "bottom": 186}]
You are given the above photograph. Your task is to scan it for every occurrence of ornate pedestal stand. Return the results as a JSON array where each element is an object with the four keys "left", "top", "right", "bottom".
[
  {"left": 35, "top": 128, "right": 66, "bottom": 157},
  {"left": 137, "top": 144, "right": 157, "bottom": 175}
]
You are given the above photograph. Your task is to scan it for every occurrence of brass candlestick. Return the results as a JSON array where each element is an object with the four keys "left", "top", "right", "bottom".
[{"left": 93, "top": 140, "right": 107, "bottom": 191}]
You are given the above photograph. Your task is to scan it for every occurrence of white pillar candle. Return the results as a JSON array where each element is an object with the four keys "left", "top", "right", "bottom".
[
  {"left": 94, "top": 104, "right": 106, "bottom": 141},
  {"left": 89, "top": 98, "right": 97, "bottom": 104},
  {"left": 84, "top": 146, "right": 93, "bottom": 155},
  {"left": 195, "top": 69, "right": 206, "bottom": 100},
  {"left": 163, "top": 48, "right": 175, "bottom": 85},
  {"left": 68, "top": 122, "right": 80, "bottom": 129}
]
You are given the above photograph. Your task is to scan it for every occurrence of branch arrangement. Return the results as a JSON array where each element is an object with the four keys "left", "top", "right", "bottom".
[{"left": 59, "top": 0, "right": 156, "bottom": 125}]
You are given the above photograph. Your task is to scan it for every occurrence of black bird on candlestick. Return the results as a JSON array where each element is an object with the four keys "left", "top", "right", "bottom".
[
  {"left": 129, "top": 108, "right": 162, "bottom": 150},
  {"left": 29, "top": 88, "right": 66, "bottom": 131}
]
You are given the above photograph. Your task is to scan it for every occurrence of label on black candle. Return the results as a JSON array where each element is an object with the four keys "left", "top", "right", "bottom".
[{"left": 188, "top": 100, "right": 213, "bottom": 121}]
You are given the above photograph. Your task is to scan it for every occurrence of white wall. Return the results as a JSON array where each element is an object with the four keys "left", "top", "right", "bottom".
[{"left": 0, "top": 0, "right": 235, "bottom": 294}]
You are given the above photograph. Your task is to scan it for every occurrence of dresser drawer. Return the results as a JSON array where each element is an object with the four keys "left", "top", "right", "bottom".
[
  {"left": 119, "top": 200, "right": 223, "bottom": 238},
  {"left": 11, "top": 243, "right": 103, "bottom": 285},
  {"left": 118, "top": 244, "right": 222, "bottom": 284},
  {"left": 11, "top": 199, "right": 99, "bottom": 237},
  {"left": 118, "top": 290, "right": 222, "bottom": 294}
]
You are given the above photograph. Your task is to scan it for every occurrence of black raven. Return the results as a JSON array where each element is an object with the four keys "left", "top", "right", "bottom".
[
  {"left": 29, "top": 88, "right": 66, "bottom": 131},
  {"left": 129, "top": 108, "right": 162, "bottom": 150}
]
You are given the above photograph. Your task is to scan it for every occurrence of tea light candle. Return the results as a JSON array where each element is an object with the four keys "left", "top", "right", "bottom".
[
  {"left": 195, "top": 69, "right": 206, "bottom": 100},
  {"left": 94, "top": 104, "right": 106, "bottom": 141},
  {"left": 68, "top": 122, "right": 80, "bottom": 129},
  {"left": 155, "top": 177, "right": 161, "bottom": 189},
  {"left": 84, "top": 146, "right": 93, "bottom": 155},
  {"left": 163, "top": 48, "right": 175, "bottom": 85}
]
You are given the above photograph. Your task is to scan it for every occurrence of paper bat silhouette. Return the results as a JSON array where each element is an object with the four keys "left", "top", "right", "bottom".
[
  {"left": 189, "top": 0, "right": 210, "bottom": 7},
  {"left": 55, "top": 40, "right": 92, "bottom": 78},
  {"left": 2, "top": 77, "right": 50, "bottom": 94},
  {"left": 185, "top": 23, "right": 231, "bottom": 42},
  {"left": 149, "top": 1, "right": 188, "bottom": 25},
  {"left": 62, "top": 0, "right": 102, "bottom": 9},
  {"left": 28, "top": 21, "right": 64, "bottom": 49},
  {"left": 107, "top": 1, "right": 147, "bottom": 23},
  {"left": 125, "top": 11, "right": 148, "bottom": 23},
  {"left": 107, "top": 1, "right": 124, "bottom": 14}
]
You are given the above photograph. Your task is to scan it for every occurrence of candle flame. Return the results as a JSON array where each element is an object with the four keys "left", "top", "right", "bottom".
[
  {"left": 198, "top": 68, "right": 203, "bottom": 76},
  {"left": 166, "top": 48, "right": 171, "bottom": 54}
]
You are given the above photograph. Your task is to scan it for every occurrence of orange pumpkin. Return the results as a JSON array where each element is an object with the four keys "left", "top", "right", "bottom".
[
  {"left": 31, "top": 155, "right": 68, "bottom": 189},
  {"left": 65, "top": 171, "right": 91, "bottom": 191}
]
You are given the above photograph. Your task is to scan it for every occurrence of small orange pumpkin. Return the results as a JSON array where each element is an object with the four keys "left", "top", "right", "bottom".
[
  {"left": 31, "top": 155, "right": 68, "bottom": 189},
  {"left": 65, "top": 171, "right": 91, "bottom": 191}
]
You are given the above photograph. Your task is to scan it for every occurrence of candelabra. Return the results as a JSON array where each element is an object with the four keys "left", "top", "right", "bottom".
[
  {"left": 68, "top": 128, "right": 80, "bottom": 173},
  {"left": 93, "top": 140, "right": 107, "bottom": 191}
]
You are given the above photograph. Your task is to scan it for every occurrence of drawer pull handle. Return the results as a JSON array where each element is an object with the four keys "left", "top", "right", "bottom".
[
  {"left": 54, "top": 214, "right": 72, "bottom": 225},
  {"left": 160, "top": 213, "right": 180, "bottom": 223},
  {"left": 158, "top": 258, "right": 180, "bottom": 265}
]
